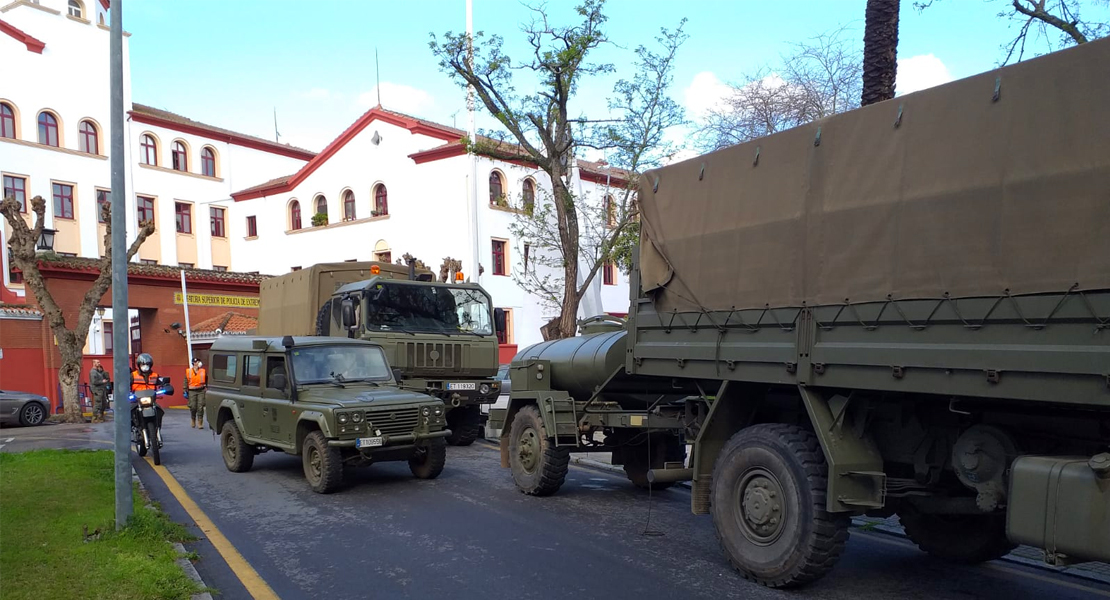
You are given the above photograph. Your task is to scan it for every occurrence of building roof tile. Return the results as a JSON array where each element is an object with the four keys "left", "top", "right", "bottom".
[
  {"left": 0, "top": 302, "right": 43, "bottom": 318},
  {"left": 33, "top": 256, "right": 270, "bottom": 286},
  {"left": 191, "top": 311, "right": 257, "bottom": 336},
  {"left": 130, "top": 103, "right": 317, "bottom": 160}
]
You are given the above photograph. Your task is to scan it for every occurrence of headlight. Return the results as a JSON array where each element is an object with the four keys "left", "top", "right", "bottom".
[
  {"left": 351, "top": 412, "right": 363, "bottom": 423},
  {"left": 433, "top": 405, "right": 443, "bottom": 416},
  {"left": 337, "top": 412, "right": 349, "bottom": 424},
  {"left": 139, "top": 397, "right": 153, "bottom": 406},
  {"left": 421, "top": 406, "right": 431, "bottom": 416},
  {"left": 479, "top": 384, "right": 491, "bottom": 395}
]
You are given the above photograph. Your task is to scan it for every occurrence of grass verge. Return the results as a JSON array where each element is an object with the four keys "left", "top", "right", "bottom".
[{"left": 0, "top": 449, "right": 203, "bottom": 600}]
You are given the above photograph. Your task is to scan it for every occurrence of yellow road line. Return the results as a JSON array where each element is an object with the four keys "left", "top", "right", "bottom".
[
  {"left": 143, "top": 457, "right": 281, "bottom": 600},
  {"left": 853, "top": 531, "right": 1110, "bottom": 597}
]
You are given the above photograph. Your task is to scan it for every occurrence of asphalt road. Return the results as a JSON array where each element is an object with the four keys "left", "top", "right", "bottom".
[{"left": 15, "top": 411, "right": 1108, "bottom": 600}]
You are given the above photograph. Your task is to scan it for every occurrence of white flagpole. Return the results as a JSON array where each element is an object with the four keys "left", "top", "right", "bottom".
[{"left": 180, "top": 269, "right": 193, "bottom": 366}]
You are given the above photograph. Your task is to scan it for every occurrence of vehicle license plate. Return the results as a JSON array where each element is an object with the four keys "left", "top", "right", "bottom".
[
  {"left": 356, "top": 437, "right": 384, "bottom": 449},
  {"left": 447, "top": 382, "right": 477, "bottom": 391}
]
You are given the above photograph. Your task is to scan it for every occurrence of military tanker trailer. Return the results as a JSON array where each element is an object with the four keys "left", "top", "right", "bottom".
[{"left": 488, "top": 38, "right": 1110, "bottom": 588}]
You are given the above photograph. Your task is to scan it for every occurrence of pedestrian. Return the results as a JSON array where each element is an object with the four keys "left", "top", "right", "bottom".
[
  {"left": 89, "top": 359, "right": 110, "bottom": 423},
  {"left": 186, "top": 357, "right": 208, "bottom": 429}
]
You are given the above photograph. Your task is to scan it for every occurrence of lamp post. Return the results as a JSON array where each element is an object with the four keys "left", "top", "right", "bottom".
[{"left": 37, "top": 228, "right": 57, "bottom": 252}]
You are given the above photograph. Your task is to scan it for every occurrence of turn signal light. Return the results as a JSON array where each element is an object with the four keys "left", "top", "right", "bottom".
[{"left": 455, "top": 272, "right": 464, "bottom": 281}]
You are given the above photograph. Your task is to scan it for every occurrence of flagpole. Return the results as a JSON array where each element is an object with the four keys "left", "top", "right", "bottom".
[{"left": 180, "top": 269, "right": 193, "bottom": 366}]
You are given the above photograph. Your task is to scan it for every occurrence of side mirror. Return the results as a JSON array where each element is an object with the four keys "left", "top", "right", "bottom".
[
  {"left": 391, "top": 368, "right": 404, "bottom": 383},
  {"left": 157, "top": 376, "right": 172, "bottom": 385},
  {"left": 341, "top": 297, "right": 356, "bottom": 329},
  {"left": 272, "top": 373, "right": 288, "bottom": 391},
  {"left": 494, "top": 307, "right": 506, "bottom": 336},
  {"left": 160, "top": 383, "right": 175, "bottom": 397}
]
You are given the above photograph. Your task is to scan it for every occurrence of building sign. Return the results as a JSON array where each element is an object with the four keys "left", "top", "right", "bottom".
[{"left": 173, "top": 292, "right": 259, "bottom": 308}]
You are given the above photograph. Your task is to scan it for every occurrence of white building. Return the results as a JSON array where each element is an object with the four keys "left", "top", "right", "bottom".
[
  {"left": 228, "top": 107, "right": 631, "bottom": 350},
  {"left": 1, "top": 0, "right": 314, "bottom": 353}
]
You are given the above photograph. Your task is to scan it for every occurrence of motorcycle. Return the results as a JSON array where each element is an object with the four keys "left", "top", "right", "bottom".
[{"left": 131, "top": 377, "right": 174, "bottom": 465}]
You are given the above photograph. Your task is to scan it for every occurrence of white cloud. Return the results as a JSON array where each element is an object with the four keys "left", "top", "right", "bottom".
[
  {"left": 357, "top": 82, "right": 435, "bottom": 114},
  {"left": 897, "top": 54, "right": 953, "bottom": 96},
  {"left": 683, "top": 71, "right": 733, "bottom": 120},
  {"left": 302, "top": 87, "right": 334, "bottom": 100}
]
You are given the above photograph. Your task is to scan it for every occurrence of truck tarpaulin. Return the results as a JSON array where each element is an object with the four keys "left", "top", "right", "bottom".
[{"left": 638, "top": 37, "right": 1110, "bottom": 313}]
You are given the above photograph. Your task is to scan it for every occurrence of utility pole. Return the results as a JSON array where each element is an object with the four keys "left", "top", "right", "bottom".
[
  {"left": 466, "top": 0, "right": 480, "bottom": 284},
  {"left": 110, "top": 0, "right": 132, "bottom": 530}
]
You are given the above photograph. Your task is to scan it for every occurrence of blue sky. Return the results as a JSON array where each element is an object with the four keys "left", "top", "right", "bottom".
[{"left": 125, "top": 0, "right": 1106, "bottom": 154}]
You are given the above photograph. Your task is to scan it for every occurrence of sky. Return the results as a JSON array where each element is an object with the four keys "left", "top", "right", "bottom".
[{"left": 123, "top": 0, "right": 1107, "bottom": 157}]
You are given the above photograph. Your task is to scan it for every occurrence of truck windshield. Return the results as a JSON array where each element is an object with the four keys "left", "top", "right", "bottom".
[
  {"left": 363, "top": 282, "right": 493, "bottom": 336},
  {"left": 291, "top": 345, "right": 391, "bottom": 384}
]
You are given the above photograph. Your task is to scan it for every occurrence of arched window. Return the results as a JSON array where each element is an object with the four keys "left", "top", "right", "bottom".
[
  {"left": 171, "top": 141, "right": 188, "bottom": 171},
  {"left": 140, "top": 134, "right": 158, "bottom": 165},
  {"left": 605, "top": 195, "right": 617, "bottom": 228},
  {"left": 38, "top": 112, "right": 59, "bottom": 147},
  {"left": 342, "top": 190, "right": 356, "bottom": 221},
  {"left": 289, "top": 200, "right": 302, "bottom": 230},
  {"left": 313, "top": 195, "right": 328, "bottom": 226},
  {"left": 78, "top": 120, "right": 98, "bottom": 154},
  {"left": 67, "top": 0, "right": 83, "bottom": 18},
  {"left": 373, "top": 184, "right": 388, "bottom": 216},
  {"left": 522, "top": 179, "right": 535, "bottom": 214},
  {"left": 0, "top": 103, "right": 15, "bottom": 139},
  {"left": 200, "top": 147, "right": 216, "bottom": 177},
  {"left": 488, "top": 171, "right": 504, "bottom": 205}
]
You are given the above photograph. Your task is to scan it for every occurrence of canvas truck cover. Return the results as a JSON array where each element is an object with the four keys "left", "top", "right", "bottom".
[{"left": 638, "top": 38, "right": 1110, "bottom": 313}]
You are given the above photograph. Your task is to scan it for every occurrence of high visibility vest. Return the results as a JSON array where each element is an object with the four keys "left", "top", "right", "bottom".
[
  {"left": 131, "top": 370, "right": 159, "bottom": 392},
  {"left": 187, "top": 368, "right": 207, "bottom": 389}
]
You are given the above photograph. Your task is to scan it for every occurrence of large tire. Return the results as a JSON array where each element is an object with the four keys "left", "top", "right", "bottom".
[
  {"left": 146, "top": 421, "right": 161, "bottom": 466},
  {"left": 622, "top": 433, "right": 686, "bottom": 491},
  {"left": 508, "top": 405, "right": 570, "bottom": 496},
  {"left": 221, "top": 421, "right": 254, "bottom": 473},
  {"left": 19, "top": 401, "right": 46, "bottom": 426},
  {"left": 302, "top": 431, "right": 343, "bottom": 494},
  {"left": 711, "top": 424, "right": 850, "bottom": 589},
  {"left": 445, "top": 405, "right": 481, "bottom": 446},
  {"left": 409, "top": 437, "right": 447, "bottom": 479},
  {"left": 900, "top": 509, "right": 1015, "bottom": 564},
  {"left": 315, "top": 302, "right": 330, "bottom": 336}
]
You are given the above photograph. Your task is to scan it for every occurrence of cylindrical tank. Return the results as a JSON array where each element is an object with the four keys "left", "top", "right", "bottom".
[{"left": 512, "top": 331, "right": 627, "bottom": 401}]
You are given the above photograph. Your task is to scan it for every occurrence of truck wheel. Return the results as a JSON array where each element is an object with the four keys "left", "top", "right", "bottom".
[
  {"left": 314, "top": 302, "right": 329, "bottom": 336},
  {"left": 446, "top": 406, "right": 481, "bottom": 446},
  {"left": 302, "top": 431, "right": 343, "bottom": 493},
  {"left": 221, "top": 421, "right": 254, "bottom": 473},
  {"left": 899, "top": 509, "right": 1015, "bottom": 563},
  {"left": 711, "top": 424, "right": 849, "bottom": 588},
  {"left": 508, "top": 404, "right": 570, "bottom": 496},
  {"left": 623, "top": 433, "right": 685, "bottom": 491},
  {"left": 410, "top": 437, "right": 447, "bottom": 479}
]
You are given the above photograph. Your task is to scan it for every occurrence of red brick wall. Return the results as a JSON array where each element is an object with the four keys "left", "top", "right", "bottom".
[{"left": 1, "top": 274, "right": 258, "bottom": 410}]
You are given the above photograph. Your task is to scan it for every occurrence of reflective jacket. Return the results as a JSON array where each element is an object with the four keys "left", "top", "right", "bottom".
[
  {"left": 186, "top": 367, "right": 207, "bottom": 390},
  {"left": 130, "top": 370, "right": 159, "bottom": 392}
]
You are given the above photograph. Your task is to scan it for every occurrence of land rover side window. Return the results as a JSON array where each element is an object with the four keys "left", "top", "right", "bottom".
[
  {"left": 266, "top": 356, "right": 287, "bottom": 390},
  {"left": 242, "top": 355, "right": 262, "bottom": 387},
  {"left": 211, "top": 353, "right": 237, "bottom": 383},
  {"left": 291, "top": 345, "right": 390, "bottom": 383},
  {"left": 363, "top": 283, "right": 493, "bottom": 336}
]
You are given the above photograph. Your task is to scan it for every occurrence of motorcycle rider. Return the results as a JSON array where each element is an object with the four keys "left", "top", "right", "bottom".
[{"left": 130, "top": 353, "right": 165, "bottom": 444}]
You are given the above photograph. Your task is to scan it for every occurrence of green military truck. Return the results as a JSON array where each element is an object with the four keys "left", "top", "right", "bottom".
[
  {"left": 257, "top": 261, "right": 502, "bottom": 446},
  {"left": 489, "top": 38, "right": 1110, "bottom": 588},
  {"left": 205, "top": 336, "right": 450, "bottom": 493}
]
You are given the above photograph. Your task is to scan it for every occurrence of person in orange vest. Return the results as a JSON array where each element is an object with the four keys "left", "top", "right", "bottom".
[
  {"left": 130, "top": 353, "right": 164, "bottom": 431},
  {"left": 185, "top": 357, "right": 208, "bottom": 429}
]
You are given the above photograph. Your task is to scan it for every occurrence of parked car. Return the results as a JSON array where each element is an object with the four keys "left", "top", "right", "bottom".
[{"left": 0, "top": 390, "right": 50, "bottom": 426}]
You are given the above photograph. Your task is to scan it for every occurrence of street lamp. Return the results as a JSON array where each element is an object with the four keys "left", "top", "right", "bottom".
[{"left": 37, "top": 228, "right": 57, "bottom": 252}]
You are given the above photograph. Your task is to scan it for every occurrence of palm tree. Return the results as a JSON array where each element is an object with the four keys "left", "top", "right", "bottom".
[{"left": 861, "top": 0, "right": 900, "bottom": 105}]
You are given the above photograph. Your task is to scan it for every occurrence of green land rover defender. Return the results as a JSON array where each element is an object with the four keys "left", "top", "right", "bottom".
[{"left": 205, "top": 335, "right": 450, "bottom": 493}]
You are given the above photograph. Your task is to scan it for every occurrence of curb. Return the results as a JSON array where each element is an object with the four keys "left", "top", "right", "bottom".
[
  {"left": 568, "top": 455, "right": 1109, "bottom": 586},
  {"left": 133, "top": 466, "right": 216, "bottom": 599}
]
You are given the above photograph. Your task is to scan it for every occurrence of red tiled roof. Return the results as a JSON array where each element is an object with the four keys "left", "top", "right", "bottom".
[
  {"left": 230, "top": 106, "right": 634, "bottom": 200},
  {"left": 0, "top": 19, "right": 46, "bottom": 54},
  {"left": 34, "top": 256, "right": 270, "bottom": 286},
  {"left": 191, "top": 311, "right": 257, "bottom": 336},
  {"left": 130, "top": 103, "right": 317, "bottom": 161},
  {"left": 0, "top": 302, "right": 43, "bottom": 317}
]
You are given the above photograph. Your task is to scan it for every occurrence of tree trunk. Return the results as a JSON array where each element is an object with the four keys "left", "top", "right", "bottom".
[
  {"left": 58, "top": 343, "right": 85, "bottom": 423},
  {"left": 861, "top": 0, "right": 900, "bottom": 106},
  {"left": 549, "top": 173, "right": 581, "bottom": 340}
]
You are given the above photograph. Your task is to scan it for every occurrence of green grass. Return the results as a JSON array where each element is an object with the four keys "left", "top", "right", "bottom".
[{"left": 0, "top": 450, "right": 204, "bottom": 600}]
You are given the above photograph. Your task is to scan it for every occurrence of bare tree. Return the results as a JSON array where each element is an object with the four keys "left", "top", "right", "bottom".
[
  {"left": 862, "top": 0, "right": 901, "bottom": 105},
  {"left": 697, "top": 27, "right": 862, "bottom": 151},
  {"left": 430, "top": 1, "right": 686, "bottom": 340},
  {"left": 2, "top": 194, "right": 154, "bottom": 423},
  {"left": 916, "top": 0, "right": 1109, "bottom": 63}
]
